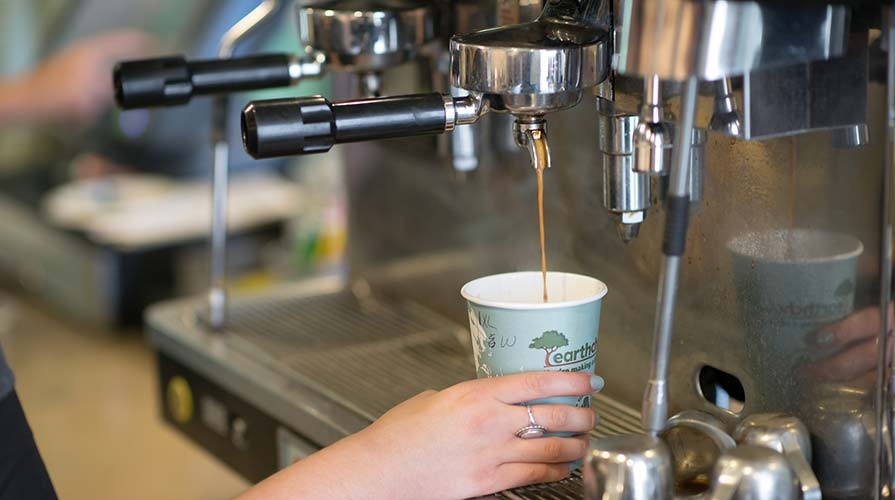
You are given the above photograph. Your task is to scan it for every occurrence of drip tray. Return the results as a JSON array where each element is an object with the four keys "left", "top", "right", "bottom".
[
  {"left": 228, "top": 287, "right": 476, "bottom": 421},
  {"left": 147, "top": 279, "right": 642, "bottom": 499}
]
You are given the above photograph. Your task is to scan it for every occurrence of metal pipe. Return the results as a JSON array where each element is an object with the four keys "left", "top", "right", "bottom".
[
  {"left": 645, "top": 75, "right": 661, "bottom": 122},
  {"left": 634, "top": 75, "right": 673, "bottom": 176},
  {"left": 876, "top": 5, "right": 895, "bottom": 497},
  {"left": 206, "top": 0, "right": 281, "bottom": 330},
  {"left": 642, "top": 76, "right": 699, "bottom": 436}
]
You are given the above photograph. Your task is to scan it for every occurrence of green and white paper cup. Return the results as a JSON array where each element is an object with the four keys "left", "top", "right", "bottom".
[
  {"left": 728, "top": 229, "right": 863, "bottom": 411},
  {"left": 461, "top": 271, "right": 608, "bottom": 408}
]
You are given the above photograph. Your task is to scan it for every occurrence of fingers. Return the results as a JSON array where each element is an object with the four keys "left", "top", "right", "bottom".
[
  {"left": 488, "top": 463, "right": 572, "bottom": 492},
  {"left": 505, "top": 435, "right": 590, "bottom": 464},
  {"left": 810, "top": 304, "right": 895, "bottom": 348},
  {"left": 508, "top": 404, "right": 596, "bottom": 435},
  {"left": 801, "top": 338, "right": 879, "bottom": 382},
  {"left": 479, "top": 371, "right": 600, "bottom": 405}
]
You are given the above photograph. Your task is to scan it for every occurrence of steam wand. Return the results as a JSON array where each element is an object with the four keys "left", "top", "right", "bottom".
[{"left": 641, "top": 76, "right": 699, "bottom": 436}]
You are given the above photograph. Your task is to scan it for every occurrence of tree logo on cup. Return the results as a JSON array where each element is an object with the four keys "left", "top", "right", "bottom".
[{"left": 529, "top": 331, "right": 597, "bottom": 369}]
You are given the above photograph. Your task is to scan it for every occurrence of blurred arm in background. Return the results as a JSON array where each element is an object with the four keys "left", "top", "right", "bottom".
[{"left": 0, "top": 29, "right": 153, "bottom": 128}]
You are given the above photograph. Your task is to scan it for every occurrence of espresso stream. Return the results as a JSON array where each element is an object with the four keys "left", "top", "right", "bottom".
[{"left": 537, "top": 164, "right": 548, "bottom": 303}]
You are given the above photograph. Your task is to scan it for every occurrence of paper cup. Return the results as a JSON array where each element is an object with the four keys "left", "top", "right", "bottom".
[
  {"left": 461, "top": 271, "right": 608, "bottom": 409},
  {"left": 728, "top": 229, "right": 863, "bottom": 411}
]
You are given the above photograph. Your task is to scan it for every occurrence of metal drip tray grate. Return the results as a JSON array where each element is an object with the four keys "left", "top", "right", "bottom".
[
  {"left": 226, "top": 291, "right": 476, "bottom": 420},
  {"left": 150, "top": 285, "right": 643, "bottom": 500}
]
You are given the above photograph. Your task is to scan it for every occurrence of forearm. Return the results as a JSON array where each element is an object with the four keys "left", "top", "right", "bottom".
[
  {"left": 0, "top": 78, "right": 33, "bottom": 125},
  {"left": 235, "top": 429, "right": 400, "bottom": 500},
  {"left": 0, "top": 77, "right": 55, "bottom": 126}
]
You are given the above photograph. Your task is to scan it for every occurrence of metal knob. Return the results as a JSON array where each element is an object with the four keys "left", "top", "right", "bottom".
[
  {"left": 708, "top": 77, "right": 742, "bottom": 137},
  {"left": 732, "top": 414, "right": 821, "bottom": 500},
  {"left": 707, "top": 445, "right": 800, "bottom": 500},
  {"left": 298, "top": 0, "right": 437, "bottom": 72},
  {"left": 584, "top": 434, "right": 673, "bottom": 500},
  {"left": 803, "top": 385, "right": 875, "bottom": 499}
]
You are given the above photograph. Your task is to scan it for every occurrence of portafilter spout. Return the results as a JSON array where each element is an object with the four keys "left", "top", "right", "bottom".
[{"left": 514, "top": 118, "right": 551, "bottom": 172}]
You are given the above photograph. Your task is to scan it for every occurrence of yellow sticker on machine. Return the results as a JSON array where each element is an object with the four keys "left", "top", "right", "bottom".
[{"left": 166, "top": 376, "right": 194, "bottom": 424}]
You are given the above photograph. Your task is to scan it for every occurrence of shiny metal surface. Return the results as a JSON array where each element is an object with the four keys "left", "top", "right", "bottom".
[
  {"left": 708, "top": 78, "right": 742, "bottom": 138},
  {"left": 633, "top": 75, "right": 673, "bottom": 176},
  {"left": 733, "top": 414, "right": 821, "bottom": 500},
  {"left": 583, "top": 434, "right": 672, "bottom": 500},
  {"left": 804, "top": 386, "right": 875, "bottom": 499},
  {"left": 660, "top": 410, "right": 735, "bottom": 497},
  {"left": 707, "top": 445, "right": 799, "bottom": 500},
  {"left": 642, "top": 76, "right": 699, "bottom": 436},
  {"left": 342, "top": 65, "right": 886, "bottom": 492},
  {"left": 614, "top": 0, "right": 849, "bottom": 80},
  {"left": 513, "top": 119, "right": 551, "bottom": 171},
  {"left": 207, "top": 0, "right": 281, "bottom": 329},
  {"left": 686, "top": 128, "right": 706, "bottom": 206},
  {"left": 207, "top": 139, "right": 229, "bottom": 329},
  {"left": 288, "top": 53, "right": 326, "bottom": 81},
  {"left": 450, "top": 19, "right": 608, "bottom": 115},
  {"left": 831, "top": 125, "right": 870, "bottom": 150},
  {"left": 598, "top": 99, "right": 649, "bottom": 241},
  {"left": 298, "top": 0, "right": 437, "bottom": 71},
  {"left": 738, "top": 40, "right": 869, "bottom": 141},
  {"left": 449, "top": 87, "right": 479, "bottom": 172}
]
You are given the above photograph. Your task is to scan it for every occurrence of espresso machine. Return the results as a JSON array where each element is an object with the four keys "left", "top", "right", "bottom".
[{"left": 118, "top": 0, "right": 892, "bottom": 497}]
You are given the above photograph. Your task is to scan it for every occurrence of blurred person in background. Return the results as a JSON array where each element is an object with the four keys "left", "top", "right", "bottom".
[{"left": 0, "top": 28, "right": 154, "bottom": 500}]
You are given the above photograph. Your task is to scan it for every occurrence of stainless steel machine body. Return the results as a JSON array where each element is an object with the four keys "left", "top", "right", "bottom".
[
  {"left": 137, "top": 0, "right": 892, "bottom": 497},
  {"left": 327, "top": 0, "right": 887, "bottom": 496}
]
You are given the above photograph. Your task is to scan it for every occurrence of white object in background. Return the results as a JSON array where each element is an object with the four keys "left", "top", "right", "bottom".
[{"left": 43, "top": 172, "right": 303, "bottom": 249}]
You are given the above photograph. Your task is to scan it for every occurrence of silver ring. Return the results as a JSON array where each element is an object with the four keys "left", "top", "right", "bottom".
[{"left": 515, "top": 405, "right": 547, "bottom": 439}]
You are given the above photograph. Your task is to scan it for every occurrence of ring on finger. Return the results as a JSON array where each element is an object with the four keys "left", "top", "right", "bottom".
[{"left": 515, "top": 404, "right": 548, "bottom": 439}]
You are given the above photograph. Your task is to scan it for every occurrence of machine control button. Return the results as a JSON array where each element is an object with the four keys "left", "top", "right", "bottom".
[
  {"left": 200, "top": 395, "right": 229, "bottom": 437},
  {"left": 166, "top": 376, "right": 194, "bottom": 424},
  {"left": 231, "top": 417, "right": 249, "bottom": 451}
]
